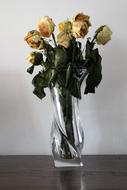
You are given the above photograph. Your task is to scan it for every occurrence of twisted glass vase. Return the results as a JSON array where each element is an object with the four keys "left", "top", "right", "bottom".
[{"left": 50, "top": 83, "right": 84, "bottom": 167}]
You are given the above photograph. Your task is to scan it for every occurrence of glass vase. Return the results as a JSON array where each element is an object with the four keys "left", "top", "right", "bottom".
[{"left": 50, "top": 83, "right": 84, "bottom": 167}]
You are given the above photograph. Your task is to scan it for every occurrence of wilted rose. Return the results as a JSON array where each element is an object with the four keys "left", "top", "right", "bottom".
[
  {"left": 95, "top": 25, "right": 112, "bottom": 45},
  {"left": 57, "top": 31, "right": 73, "bottom": 48},
  {"left": 27, "top": 52, "right": 36, "bottom": 64},
  {"left": 72, "top": 13, "right": 91, "bottom": 38},
  {"left": 27, "top": 52, "right": 43, "bottom": 65},
  {"left": 24, "top": 30, "right": 46, "bottom": 49},
  {"left": 58, "top": 21, "right": 72, "bottom": 32},
  {"left": 38, "top": 16, "right": 55, "bottom": 37}
]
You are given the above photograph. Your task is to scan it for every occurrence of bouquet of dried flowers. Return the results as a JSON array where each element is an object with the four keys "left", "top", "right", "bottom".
[{"left": 24, "top": 13, "right": 112, "bottom": 99}]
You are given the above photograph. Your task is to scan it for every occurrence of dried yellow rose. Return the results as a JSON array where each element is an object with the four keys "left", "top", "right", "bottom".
[
  {"left": 24, "top": 30, "right": 45, "bottom": 49},
  {"left": 27, "top": 52, "right": 36, "bottom": 64},
  {"left": 96, "top": 25, "right": 112, "bottom": 45},
  {"left": 38, "top": 16, "right": 55, "bottom": 37},
  {"left": 57, "top": 31, "right": 73, "bottom": 48},
  {"left": 72, "top": 13, "right": 91, "bottom": 38},
  {"left": 58, "top": 21, "right": 72, "bottom": 32}
]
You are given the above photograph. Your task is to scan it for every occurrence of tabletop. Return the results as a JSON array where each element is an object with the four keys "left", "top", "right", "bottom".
[{"left": 0, "top": 155, "right": 127, "bottom": 190}]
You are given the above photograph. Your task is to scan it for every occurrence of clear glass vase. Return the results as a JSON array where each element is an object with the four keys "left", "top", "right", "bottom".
[{"left": 50, "top": 83, "right": 84, "bottom": 167}]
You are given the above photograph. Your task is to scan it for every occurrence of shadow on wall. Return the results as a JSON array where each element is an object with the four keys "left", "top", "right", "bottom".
[{"left": 93, "top": 41, "right": 127, "bottom": 154}]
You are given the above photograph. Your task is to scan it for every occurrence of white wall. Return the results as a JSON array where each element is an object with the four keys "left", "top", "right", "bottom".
[{"left": 0, "top": 0, "right": 127, "bottom": 155}]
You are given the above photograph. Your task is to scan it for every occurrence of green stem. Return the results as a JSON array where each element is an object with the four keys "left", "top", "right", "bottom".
[
  {"left": 91, "top": 33, "right": 97, "bottom": 43},
  {"left": 72, "top": 39, "right": 76, "bottom": 64},
  {"left": 52, "top": 33, "right": 57, "bottom": 47},
  {"left": 56, "top": 84, "right": 75, "bottom": 159},
  {"left": 65, "top": 91, "right": 75, "bottom": 146}
]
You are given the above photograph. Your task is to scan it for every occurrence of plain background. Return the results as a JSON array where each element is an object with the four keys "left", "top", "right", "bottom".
[{"left": 0, "top": 0, "right": 126, "bottom": 155}]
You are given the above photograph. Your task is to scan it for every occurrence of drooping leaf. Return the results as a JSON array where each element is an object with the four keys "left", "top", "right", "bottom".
[
  {"left": 32, "top": 69, "right": 53, "bottom": 99},
  {"left": 33, "top": 69, "right": 53, "bottom": 87},
  {"left": 32, "top": 72, "right": 46, "bottom": 88},
  {"left": 84, "top": 48, "right": 102, "bottom": 94}
]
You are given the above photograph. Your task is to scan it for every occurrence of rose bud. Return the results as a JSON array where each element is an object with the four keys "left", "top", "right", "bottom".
[
  {"left": 38, "top": 16, "right": 55, "bottom": 37},
  {"left": 24, "top": 30, "right": 46, "bottom": 49},
  {"left": 95, "top": 25, "right": 112, "bottom": 45},
  {"left": 58, "top": 21, "right": 72, "bottom": 32},
  {"left": 57, "top": 31, "right": 73, "bottom": 48},
  {"left": 72, "top": 13, "right": 91, "bottom": 38}
]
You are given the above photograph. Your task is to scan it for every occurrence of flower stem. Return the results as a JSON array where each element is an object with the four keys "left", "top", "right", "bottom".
[
  {"left": 52, "top": 33, "right": 57, "bottom": 47},
  {"left": 91, "top": 33, "right": 97, "bottom": 43}
]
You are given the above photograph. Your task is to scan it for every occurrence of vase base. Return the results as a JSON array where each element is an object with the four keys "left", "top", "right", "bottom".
[{"left": 53, "top": 157, "right": 84, "bottom": 167}]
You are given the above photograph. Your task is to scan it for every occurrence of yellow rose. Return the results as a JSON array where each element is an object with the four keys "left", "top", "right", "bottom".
[
  {"left": 24, "top": 30, "right": 45, "bottom": 49},
  {"left": 27, "top": 52, "right": 36, "bottom": 64},
  {"left": 27, "top": 52, "right": 43, "bottom": 65},
  {"left": 72, "top": 13, "right": 91, "bottom": 38},
  {"left": 95, "top": 25, "right": 112, "bottom": 45},
  {"left": 58, "top": 21, "right": 72, "bottom": 32},
  {"left": 38, "top": 16, "right": 55, "bottom": 37},
  {"left": 57, "top": 31, "right": 73, "bottom": 48}
]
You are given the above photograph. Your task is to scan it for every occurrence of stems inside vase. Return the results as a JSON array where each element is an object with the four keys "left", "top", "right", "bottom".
[{"left": 56, "top": 84, "right": 75, "bottom": 159}]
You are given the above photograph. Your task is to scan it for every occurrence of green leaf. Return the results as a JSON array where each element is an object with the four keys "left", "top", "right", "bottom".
[
  {"left": 57, "top": 70, "right": 66, "bottom": 87},
  {"left": 49, "top": 69, "right": 58, "bottom": 86},
  {"left": 65, "top": 64, "right": 72, "bottom": 87},
  {"left": 32, "top": 69, "right": 53, "bottom": 99},
  {"left": 68, "top": 74, "right": 81, "bottom": 99},
  {"left": 84, "top": 48, "right": 102, "bottom": 94},
  {"left": 54, "top": 47, "right": 67, "bottom": 67},
  {"left": 32, "top": 69, "right": 53, "bottom": 88},
  {"left": 34, "top": 52, "right": 43, "bottom": 66},
  {"left": 49, "top": 47, "right": 68, "bottom": 88},
  {"left": 32, "top": 72, "right": 45, "bottom": 88},
  {"left": 43, "top": 45, "right": 55, "bottom": 68},
  {"left": 27, "top": 65, "right": 34, "bottom": 74},
  {"left": 85, "top": 39, "right": 95, "bottom": 58},
  {"left": 33, "top": 87, "right": 46, "bottom": 99}
]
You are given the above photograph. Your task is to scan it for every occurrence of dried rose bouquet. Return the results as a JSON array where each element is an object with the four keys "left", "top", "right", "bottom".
[{"left": 24, "top": 13, "right": 112, "bottom": 99}]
